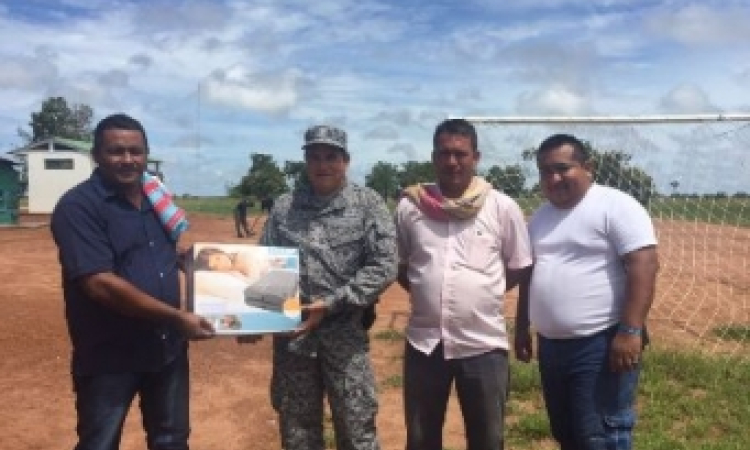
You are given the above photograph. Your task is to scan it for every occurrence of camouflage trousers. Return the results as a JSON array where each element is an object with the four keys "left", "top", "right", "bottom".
[{"left": 271, "top": 336, "right": 380, "bottom": 450}]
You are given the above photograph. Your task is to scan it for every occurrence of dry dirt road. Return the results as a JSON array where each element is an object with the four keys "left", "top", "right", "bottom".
[{"left": 0, "top": 213, "right": 747, "bottom": 449}]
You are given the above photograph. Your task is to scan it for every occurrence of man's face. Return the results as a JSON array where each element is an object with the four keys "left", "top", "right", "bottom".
[
  {"left": 93, "top": 129, "right": 148, "bottom": 190},
  {"left": 304, "top": 145, "right": 349, "bottom": 196},
  {"left": 432, "top": 133, "right": 479, "bottom": 198},
  {"left": 537, "top": 143, "right": 593, "bottom": 209}
]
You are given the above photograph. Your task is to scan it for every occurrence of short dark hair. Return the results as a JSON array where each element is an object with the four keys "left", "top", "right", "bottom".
[
  {"left": 92, "top": 113, "right": 149, "bottom": 155},
  {"left": 194, "top": 247, "right": 226, "bottom": 271},
  {"left": 433, "top": 118, "right": 478, "bottom": 152},
  {"left": 536, "top": 134, "right": 590, "bottom": 163}
]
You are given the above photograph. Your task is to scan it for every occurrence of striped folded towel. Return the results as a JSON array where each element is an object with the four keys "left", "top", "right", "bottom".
[{"left": 142, "top": 172, "right": 189, "bottom": 241}]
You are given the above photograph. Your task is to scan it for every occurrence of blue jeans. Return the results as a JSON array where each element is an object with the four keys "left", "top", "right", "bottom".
[
  {"left": 72, "top": 350, "right": 190, "bottom": 450},
  {"left": 538, "top": 327, "right": 641, "bottom": 450},
  {"left": 404, "top": 342, "right": 509, "bottom": 450}
]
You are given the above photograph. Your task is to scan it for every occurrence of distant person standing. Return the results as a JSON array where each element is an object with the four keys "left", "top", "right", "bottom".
[
  {"left": 261, "top": 196, "right": 274, "bottom": 214},
  {"left": 50, "top": 113, "right": 214, "bottom": 450},
  {"left": 515, "top": 134, "right": 659, "bottom": 450},
  {"left": 396, "top": 118, "right": 533, "bottom": 450},
  {"left": 234, "top": 197, "right": 252, "bottom": 237}
]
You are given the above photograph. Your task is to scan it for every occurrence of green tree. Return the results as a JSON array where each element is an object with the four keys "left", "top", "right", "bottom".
[
  {"left": 18, "top": 96, "right": 94, "bottom": 142},
  {"left": 594, "top": 151, "right": 656, "bottom": 204},
  {"left": 283, "top": 160, "right": 308, "bottom": 190},
  {"left": 365, "top": 161, "right": 401, "bottom": 200},
  {"left": 523, "top": 142, "right": 656, "bottom": 205},
  {"left": 231, "top": 153, "right": 288, "bottom": 199},
  {"left": 398, "top": 161, "right": 434, "bottom": 188},
  {"left": 485, "top": 164, "right": 526, "bottom": 197}
]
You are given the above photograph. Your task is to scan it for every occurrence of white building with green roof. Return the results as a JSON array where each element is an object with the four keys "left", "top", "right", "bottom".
[{"left": 9, "top": 137, "right": 162, "bottom": 214}]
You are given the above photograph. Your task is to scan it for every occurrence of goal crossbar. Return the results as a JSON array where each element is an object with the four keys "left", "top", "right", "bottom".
[{"left": 461, "top": 113, "right": 750, "bottom": 125}]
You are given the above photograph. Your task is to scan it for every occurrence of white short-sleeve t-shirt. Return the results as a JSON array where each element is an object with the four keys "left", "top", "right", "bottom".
[{"left": 528, "top": 184, "right": 657, "bottom": 339}]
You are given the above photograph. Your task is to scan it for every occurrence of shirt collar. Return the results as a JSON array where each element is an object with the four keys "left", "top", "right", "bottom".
[
  {"left": 296, "top": 181, "right": 351, "bottom": 212},
  {"left": 89, "top": 169, "right": 152, "bottom": 211}
]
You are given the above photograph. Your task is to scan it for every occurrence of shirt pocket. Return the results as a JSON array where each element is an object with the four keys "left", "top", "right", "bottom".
[
  {"left": 467, "top": 228, "right": 497, "bottom": 272},
  {"left": 107, "top": 211, "right": 150, "bottom": 270},
  {"left": 324, "top": 218, "right": 365, "bottom": 273}
]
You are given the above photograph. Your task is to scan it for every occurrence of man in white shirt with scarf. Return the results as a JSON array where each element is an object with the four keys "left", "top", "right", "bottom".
[{"left": 395, "top": 118, "right": 533, "bottom": 450}]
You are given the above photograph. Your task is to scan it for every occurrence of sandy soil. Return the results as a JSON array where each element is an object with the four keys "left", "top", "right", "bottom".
[{"left": 0, "top": 213, "right": 746, "bottom": 449}]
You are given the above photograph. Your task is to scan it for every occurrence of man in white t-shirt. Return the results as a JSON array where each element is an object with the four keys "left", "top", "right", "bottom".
[
  {"left": 396, "top": 119, "right": 532, "bottom": 450},
  {"left": 515, "top": 134, "right": 659, "bottom": 450}
]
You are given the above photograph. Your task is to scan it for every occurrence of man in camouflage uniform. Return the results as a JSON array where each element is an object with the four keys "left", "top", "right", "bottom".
[{"left": 260, "top": 124, "right": 397, "bottom": 450}]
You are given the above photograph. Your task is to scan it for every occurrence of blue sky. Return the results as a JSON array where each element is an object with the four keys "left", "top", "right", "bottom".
[{"left": 1, "top": 0, "right": 749, "bottom": 195}]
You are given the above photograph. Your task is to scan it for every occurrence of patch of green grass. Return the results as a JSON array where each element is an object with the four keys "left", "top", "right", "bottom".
[
  {"left": 509, "top": 360, "right": 542, "bottom": 397},
  {"left": 648, "top": 197, "right": 750, "bottom": 227},
  {"left": 179, "top": 196, "right": 263, "bottom": 216},
  {"left": 177, "top": 195, "right": 750, "bottom": 227},
  {"left": 637, "top": 349, "right": 750, "bottom": 448},
  {"left": 505, "top": 359, "right": 550, "bottom": 449},
  {"left": 323, "top": 411, "right": 335, "bottom": 448},
  {"left": 381, "top": 374, "right": 403, "bottom": 389},
  {"left": 516, "top": 196, "right": 750, "bottom": 227},
  {"left": 373, "top": 329, "right": 405, "bottom": 342},
  {"left": 510, "top": 412, "right": 550, "bottom": 441},
  {"left": 711, "top": 324, "right": 750, "bottom": 342},
  {"left": 323, "top": 429, "right": 336, "bottom": 449},
  {"left": 504, "top": 349, "right": 750, "bottom": 449}
]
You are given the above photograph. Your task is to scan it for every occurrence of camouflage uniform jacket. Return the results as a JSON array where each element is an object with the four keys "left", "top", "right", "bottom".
[{"left": 260, "top": 182, "right": 398, "bottom": 356}]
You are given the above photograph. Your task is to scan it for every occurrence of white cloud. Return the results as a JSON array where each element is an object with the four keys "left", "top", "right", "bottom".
[
  {"left": 0, "top": 55, "right": 59, "bottom": 90},
  {"left": 515, "top": 85, "right": 591, "bottom": 115},
  {"left": 0, "top": 0, "right": 748, "bottom": 195},
  {"left": 170, "top": 133, "right": 215, "bottom": 149},
  {"left": 132, "top": 1, "right": 232, "bottom": 34},
  {"left": 658, "top": 84, "right": 719, "bottom": 113},
  {"left": 201, "top": 67, "right": 302, "bottom": 114},
  {"left": 364, "top": 125, "right": 399, "bottom": 140},
  {"left": 386, "top": 143, "right": 418, "bottom": 160},
  {"left": 472, "top": 0, "right": 640, "bottom": 9},
  {"left": 737, "top": 67, "right": 750, "bottom": 85},
  {"left": 98, "top": 70, "right": 130, "bottom": 88},
  {"left": 648, "top": 4, "right": 750, "bottom": 46},
  {"left": 372, "top": 110, "right": 415, "bottom": 127}
]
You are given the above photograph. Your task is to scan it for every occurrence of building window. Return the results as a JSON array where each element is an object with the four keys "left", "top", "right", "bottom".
[{"left": 45, "top": 158, "right": 74, "bottom": 170}]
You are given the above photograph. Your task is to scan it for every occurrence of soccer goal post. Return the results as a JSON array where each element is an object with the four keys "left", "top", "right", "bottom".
[{"left": 463, "top": 113, "right": 750, "bottom": 358}]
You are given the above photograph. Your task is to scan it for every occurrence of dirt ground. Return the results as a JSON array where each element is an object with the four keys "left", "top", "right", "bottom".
[{"left": 0, "top": 213, "right": 747, "bottom": 450}]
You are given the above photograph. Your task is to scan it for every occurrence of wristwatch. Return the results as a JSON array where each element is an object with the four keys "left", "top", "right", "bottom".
[{"left": 617, "top": 324, "right": 643, "bottom": 336}]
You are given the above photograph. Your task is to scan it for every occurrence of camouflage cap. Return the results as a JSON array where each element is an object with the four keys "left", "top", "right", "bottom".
[{"left": 302, "top": 125, "right": 347, "bottom": 151}]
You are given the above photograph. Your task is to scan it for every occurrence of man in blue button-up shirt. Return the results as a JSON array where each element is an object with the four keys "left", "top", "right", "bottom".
[{"left": 51, "top": 113, "right": 214, "bottom": 450}]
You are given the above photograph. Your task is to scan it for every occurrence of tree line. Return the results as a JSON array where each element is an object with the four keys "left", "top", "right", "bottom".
[
  {"left": 21, "top": 96, "right": 744, "bottom": 205},
  {"left": 235, "top": 146, "right": 658, "bottom": 206}
]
